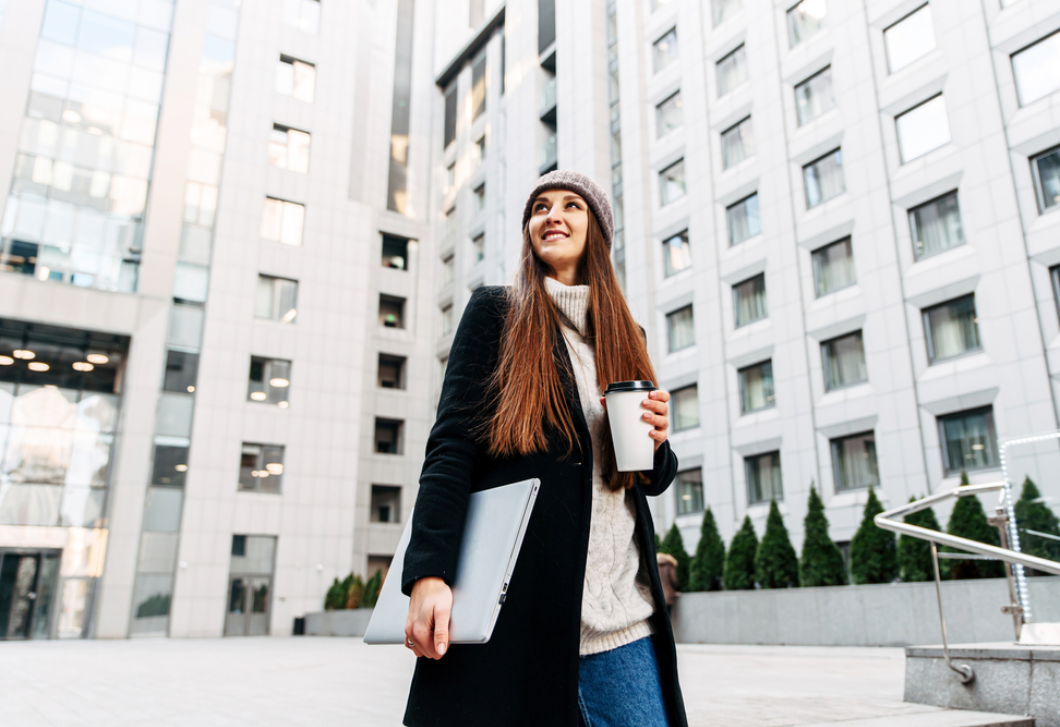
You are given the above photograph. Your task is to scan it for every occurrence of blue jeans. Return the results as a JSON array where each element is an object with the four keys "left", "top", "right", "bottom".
[{"left": 578, "top": 637, "right": 670, "bottom": 727}]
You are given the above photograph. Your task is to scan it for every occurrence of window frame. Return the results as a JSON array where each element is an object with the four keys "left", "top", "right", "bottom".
[
  {"left": 738, "top": 359, "right": 775, "bottom": 414},
  {"left": 238, "top": 442, "right": 285, "bottom": 493},
  {"left": 908, "top": 190, "right": 964, "bottom": 260},
  {"left": 716, "top": 43, "right": 748, "bottom": 97},
  {"left": 726, "top": 192, "right": 761, "bottom": 246},
  {"left": 794, "top": 65, "right": 835, "bottom": 127},
  {"left": 666, "top": 304, "right": 696, "bottom": 353},
  {"left": 732, "top": 273, "right": 767, "bottom": 328},
  {"left": 922, "top": 294, "right": 982, "bottom": 364},
  {"left": 655, "top": 90, "right": 683, "bottom": 139},
  {"left": 821, "top": 330, "right": 867, "bottom": 392},
  {"left": 671, "top": 384, "right": 700, "bottom": 432},
  {"left": 745, "top": 450, "right": 783, "bottom": 505},
  {"left": 662, "top": 230, "right": 691, "bottom": 278},
  {"left": 1031, "top": 145, "right": 1060, "bottom": 213},
  {"left": 721, "top": 116, "right": 753, "bottom": 170},
  {"left": 1011, "top": 29, "right": 1060, "bottom": 107},
  {"left": 676, "top": 468, "right": 705, "bottom": 515},
  {"left": 883, "top": 3, "right": 935, "bottom": 74},
  {"left": 811, "top": 237, "right": 856, "bottom": 297},
  {"left": 659, "top": 158, "right": 687, "bottom": 207},
  {"left": 938, "top": 406, "right": 999, "bottom": 476},
  {"left": 830, "top": 431, "right": 879, "bottom": 492},
  {"left": 803, "top": 148, "right": 845, "bottom": 209},
  {"left": 652, "top": 28, "right": 679, "bottom": 74}
]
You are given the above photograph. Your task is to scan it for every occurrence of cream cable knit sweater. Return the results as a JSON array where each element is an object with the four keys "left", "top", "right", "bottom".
[{"left": 544, "top": 276, "right": 656, "bottom": 655}]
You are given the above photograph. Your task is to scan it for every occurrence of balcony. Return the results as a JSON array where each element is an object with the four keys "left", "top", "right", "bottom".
[
  {"left": 540, "top": 76, "right": 557, "bottom": 126},
  {"left": 540, "top": 132, "right": 557, "bottom": 174}
]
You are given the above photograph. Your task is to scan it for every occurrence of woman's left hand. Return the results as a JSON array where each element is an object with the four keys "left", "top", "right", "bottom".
[{"left": 599, "top": 388, "right": 670, "bottom": 452}]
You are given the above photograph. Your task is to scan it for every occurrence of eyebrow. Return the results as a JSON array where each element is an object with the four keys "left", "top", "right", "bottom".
[{"left": 533, "top": 194, "right": 585, "bottom": 205}]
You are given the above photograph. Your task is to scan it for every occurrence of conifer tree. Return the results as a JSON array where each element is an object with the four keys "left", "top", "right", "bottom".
[
  {"left": 1014, "top": 476, "right": 1060, "bottom": 567},
  {"left": 799, "top": 486, "right": 847, "bottom": 587},
  {"left": 755, "top": 499, "right": 799, "bottom": 588},
  {"left": 898, "top": 496, "right": 943, "bottom": 583},
  {"left": 689, "top": 507, "right": 726, "bottom": 592},
  {"left": 658, "top": 523, "right": 692, "bottom": 590},
  {"left": 944, "top": 472, "right": 1005, "bottom": 579},
  {"left": 850, "top": 487, "right": 898, "bottom": 584},
  {"left": 723, "top": 516, "right": 759, "bottom": 590},
  {"left": 362, "top": 569, "right": 383, "bottom": 608}
]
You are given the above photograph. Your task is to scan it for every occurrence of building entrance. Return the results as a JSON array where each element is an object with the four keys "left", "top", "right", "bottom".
[
  {"left": 223, "top": 535, "right": 275, "bottom": 637},
  {"left": 0, "top": 549, "right": 60, "bottom": 640}
]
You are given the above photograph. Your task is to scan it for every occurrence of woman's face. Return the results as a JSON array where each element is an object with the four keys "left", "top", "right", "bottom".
[{"left": 528, "top": 189, "right": 589, "bottom": 278}]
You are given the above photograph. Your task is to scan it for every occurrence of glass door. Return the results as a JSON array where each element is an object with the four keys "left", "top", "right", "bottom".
[{"left": 0, "top": 550, "right": 60, "bottom": 640}]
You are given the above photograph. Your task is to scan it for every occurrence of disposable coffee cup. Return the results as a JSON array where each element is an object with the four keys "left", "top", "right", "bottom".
[{"left": 604, "top": 380, "right": 656, "bottom": 472}]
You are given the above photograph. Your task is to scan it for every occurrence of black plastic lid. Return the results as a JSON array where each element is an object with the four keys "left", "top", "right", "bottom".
[{"left": 604, "top": 380, "right": 656, "bottom": 394}]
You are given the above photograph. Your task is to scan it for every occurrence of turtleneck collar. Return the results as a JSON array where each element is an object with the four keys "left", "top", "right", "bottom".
[{"left": 545, "top": 276, "right": 590, "bottom": 337}]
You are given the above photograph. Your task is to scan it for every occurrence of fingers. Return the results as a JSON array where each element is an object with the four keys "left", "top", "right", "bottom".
[{"left": 433, "top": 603, "right": 451, "bottom": 657}]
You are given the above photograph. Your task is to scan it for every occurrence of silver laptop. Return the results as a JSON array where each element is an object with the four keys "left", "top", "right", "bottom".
[{"left": 363, "top": 478, "right": 541, "bottom": 645}]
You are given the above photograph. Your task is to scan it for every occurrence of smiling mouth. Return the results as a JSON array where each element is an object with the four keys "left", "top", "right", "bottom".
[{"left": 543, "top": 231, "right": 569, "bottom": 241}]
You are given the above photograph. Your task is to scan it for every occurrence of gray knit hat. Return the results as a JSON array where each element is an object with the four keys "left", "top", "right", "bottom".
[{"left": 521, "top": 170, "right": 614, "bottom": 249}]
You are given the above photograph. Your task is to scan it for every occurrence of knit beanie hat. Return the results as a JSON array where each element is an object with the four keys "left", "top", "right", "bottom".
[{"left": 521, "top": 170, "right": 615, "bottom": 250}]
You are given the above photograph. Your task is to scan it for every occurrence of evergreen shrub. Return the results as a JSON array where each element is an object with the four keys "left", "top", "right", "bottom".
[
  {"left": 944, "top": 472, "right": 1004, "bottom": 579},
  {"left": 1014, "top": 476, "right": 1060, "bottom": 568},
  {"left": 659, "top": 523, "right": 691, "bottom": 590},
  {"left": 897, "top": 496, "right": 942, "bottom": 583},
  {"left": 850, "top": 487, "right": 897, "bottom": 585},
  {"left": 363, "top": 569, "right": 383, "bottom": 608},
  {"left": 688, "top": 507, "right": 725, "bottom": 592},
  {"left": 799, "top": 486, "right": 847, "bottom": 587},
  {"left": 724, "top": 516, "right": 758, "bottom": 590},
  {"left": 755, "top": 500, "right": 799, "bottom": 589}
]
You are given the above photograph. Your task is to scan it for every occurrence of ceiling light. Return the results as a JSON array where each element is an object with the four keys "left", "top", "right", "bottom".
[
  {"left": 250, "top": 391, "right": 267, "bottom": 401},
  {"left": 281, "top": 308, "right": 297, "bottom": 323},
  {"left": 28, "top": 362, "right": 50, "bottom": 372},
  {"left": 72, "top": 362, "right": 94, "bottom": 372},
  {"left": 13, "top": 350, "right": 35, "bottom": 360},
  {"left": 187, "top": 385, "right": 195, "bottom": 393},
  {"left": 972, "top": 444, "right": 985, "bottom": 451},
  {"left": 37, "top": 266, "right": 51, "bottom": 281},
  {"left": 277, "top": 401, "right": 289, "bottom": 409},
  {"left": 62, "top": 109, "right": 82, "bottom": 123},
  {"left": 259, "top": 471, "right": 270, "bottom": 478},
  {"left": 269, "top": 378, "right": 290, "bottom": 388},
  {"left": 0, "top": 356, "right": 13, "bottom": 365},
  {"left": 175, "top": 464, "right": 188, "bottom": 472},
  {"left": 265, "top": 463, "right": 284, "bottom": 475},
  {"left": 86, "top": 354, "right": 109, "bottom": 364}
]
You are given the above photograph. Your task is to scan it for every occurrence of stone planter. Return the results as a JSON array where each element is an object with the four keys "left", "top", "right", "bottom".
[{"left": 304, "top": 608, "right": 374, "bottom": 637}]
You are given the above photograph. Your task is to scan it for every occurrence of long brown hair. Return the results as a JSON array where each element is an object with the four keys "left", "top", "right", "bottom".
[{"left": 479, "top": 206, "right": 658, "bottom": 491}]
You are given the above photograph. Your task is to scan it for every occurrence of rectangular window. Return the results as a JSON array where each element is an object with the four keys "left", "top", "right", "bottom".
[
  {"left": 276, "top": 55, "right": 315, "bottom": 102},
  {"left": 476, "top": 135, "right": 487, "bottom": 162},
  {"left": 672, "top": 385, "right": 700, "bottom": 432},
  {"left": 739, "top": 360, "right": 775, "bottom": 413},
  {"left": 659, "top": 159, "right": 686, "bottom": 206},
  {"left": 472, "top": 233, "right": 485, "bottom": 263},
  {"left": 443, "top": 86, "right": 458, "bottom": 148},
  {"left": 884, "top": 4, "right": 935, "bottom": 73},
  {"left": 795, "top": 67, "right": 835, "bottom": 126},
  {"left": 721, "top": 117, "right": 754, "bottom": 170},
  {"left": 910, "top": 192, "right": 964, "bottom": 259},
  {"left": 896, "top": 95, "right": 950, "bottom": 163},
  {"left": 924, "top": 294, "right": 981, "bottom": 363},
  {"left": 377, "top": 354, "right": 406, "bottom": 389},
  {"left": 656, "top": 91, "right": 683, "bottom": 138},
  {"left": 379, "top": 294, "right": 406, "bottom": 329},
  {"left": 831, "top": 433, "right": 878, "bottom": 492},
  {"left": 441, "top": 304, "right": 454, "bottom": 335},
  {"left": 442, "top": 254, "right": 455, "bottom": 285},
  {"left": 822, "top": 331, "right": 867, "bottom": 391},
  {"left": 676, "top": 469, "right": 704, "bottom": 515},
  {"left": 662, "top": 230, "right": 691, "bottom": 277},
  {"left": 471, "top": 56, "right": 487, "bottom": 121},
  {"left": 726, "top": 193, "right": 761, "bottom": 246},
  {"left": 260, "top": 197, "right": 305, "bottom": 246},
  {"left": 282, "top": 0, "right": 320, "bottom": 33},
  {"left": 152, "top": 445, "right": 188, "bottom": 487},
  {"left": 255, "top": 275, "right": 298, "bottom": 323},
  {"left": 445, "top": 208, "right": 457, "bottom": 237},
  {"left": 787, "top": 0, "right": 826, "bottom": 48},
  {"left": 163, "top": 350, "right": 199, "bottom": 394},
  {"left": 733, "top": 274, "right": 767, "bottom": 327},
  {"left": 653, "top": 29, "right": 678, "bottom": 73},
  {"left": 716, "top": 44, "right": 748, "bottom": 96},
  {"left": 382, "top": 234, "right": 410, "bottom": 271},
  {"left": 374, "top": 418, "right": 404, "bottom": 455},
  {"left": 667, "top": 305, "right": 695, "bottom": 353},
  {"left": 1012, "top": 31, "right": 1060, "bottom": 106},
  {"left": 247, "top": 357, "right": 291, "bottom": 407},
  {"left": 267, "top": 124, "right": 310, "bottom": 173},
  {"left": 370, "top": 485, "right": 402, "bottom": 523},
  {"left": 939, "top": 407, "right": 998, "bottom": 475},
  {"left": 711, "top": 0, "right": 740, "bottom": 27},
  {"left": 1032, "top": 146, "right": 1060, "bottom": 212},
  {"left": 445, "top": 163, "right": 456, "bottom": 193},
  {"left": 474, "top": 184, "right": 486, "bottom": 213},
  {"left": 812, "top": 238, "right": 856, "bottom": 297},
  {"left": 746, "top": 451, "right": 783, "bottom": 504},
  {"left": 238, "top": 443, "right": 284, "bottom": 493},
  {"left": 804, "top": 149, "right": 845, "bottom": 208}
]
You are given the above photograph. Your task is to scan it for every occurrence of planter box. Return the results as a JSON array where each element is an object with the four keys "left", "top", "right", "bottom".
[{"left": 304, "top": 609, "right": 374, "bottom": 637}]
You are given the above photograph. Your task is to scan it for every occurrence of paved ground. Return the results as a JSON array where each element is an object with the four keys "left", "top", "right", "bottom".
[{"left": 0, "top": 638, "right": 1019, "bottom": 726}]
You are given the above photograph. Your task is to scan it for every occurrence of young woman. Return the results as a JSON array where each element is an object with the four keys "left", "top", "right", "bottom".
[{"left": 401, "top": 170, "right": 687, "bottom": 727}]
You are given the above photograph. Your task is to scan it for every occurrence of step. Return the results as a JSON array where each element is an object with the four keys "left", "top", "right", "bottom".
[{"left": 800, "top": 709, "right": 1033, "bottom": 727}]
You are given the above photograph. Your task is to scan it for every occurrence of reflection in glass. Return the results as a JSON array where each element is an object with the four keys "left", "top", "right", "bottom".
[
  {"left": 267, "top": 124, "right": 311, "bottom": 173},
  {"left": 239, "top": 442, "right": 284, "bottom": 493},
  {"left": 276, "top": 55, "right": 316, "bottom": 103},
  {"left": 940, "top": 407, "right": 998, "bottom": 474},
  {"left": 734, "top": 274, "right": 767, "bottom": 327},
  {"left": 787, "top": 0, "right": 826, "bottom": 48},
  {"left": 1012, "top": 31, "right": 1060, "bottom": 107},
  {"left": 129, "top": 573, "right": 171, "bottom": 635},
  {"left": 662, "top": 230, "right": 691, "bottom": 277},
  {"left": 58, "top": 576, "right": 93, "bottom": 638},
  {"left": 832, "top": 433, "right": 878, "bottom": 491},
  {"left": 721, "top": 117, "right": 754, "bottom": 170},
  {"left": 884, "top": 4, "right": 935, "bottom": 73},
  {"left": 677, "top": 469, "right": 704, "bottom": 515},
  {"left": 711, "top": 0, "right": 740, "bottom": 27},
  {"left": 672, "top": 386, "right": 700, "bottom": 431},
  {"left": 795, "top": 67, "right": 835, "bottom": 127},
  {"left": 59, "top": 485, "right": 106, "bottom": 527},
  {"left": 896, "top": 95, "right": 950, "bottom": 163},
  {"left": 653, "top": 29, "right": 678, "bottom": 73},
  {"left": 716, "top": 44, "right": 747, "bottom": 96},
  {"left": 659, "top": 159, "right": 686, "bottom": 206},
  {"left": 1032, "top": 146, "right": 1059, "bottom": 212},
  {"left": 656, "top": 92, "right": 682, "bottom": 138},
  {"left": 910, "top": 191, "right": 964, "bottom": 259},
  {"left": 666, "top": 306, "right": 695, "bottom": 353},
  {"left": 739, "top": 360, "right": 774, "bottom": 413},
  {"left": 924, "top": 295, "right": 980, "bottom": 362},
  {"left": 260, "top": 197, "right": 304, "bottom": 246},
  {"left": 812, "top": 238, "right": 855, "bottom": 297},
  {"left": 822, "top": 331, "right": 867, "bottom": 391},
  {"left": 141, "top": 486, "right": 182, "bottom": 531},
  {"left": 804, "top": 149, "right": 845, "bottom": 208},
  {"left": 255, "top": 275, "right": 298, "bottom": 323},
  {"left": 726, "top": 193, "right": 760, "bottom": 246},
  {"left": 247, "top": 357, "right": 291, "bottom": 406},
  {"left": 746, "top": 451, "right": 782, "bottom": 504}
]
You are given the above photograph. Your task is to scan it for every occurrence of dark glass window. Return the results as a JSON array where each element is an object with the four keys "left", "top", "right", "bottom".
[
  {"left": 676, "top": 469, "right": 704, "bottom": 515},
  {"left": 939, "top": 407, "right": 998, "bottom": 475},
  {"left": 164, "top": 350, "right": 199, "bottom": 394},
  {"left": 239, "top": 443, "right": 284, "bottom": 493},
  {"left": 382, "top": 235, "right": 410, "bottom": 270},
  {"left": 151, "top": 446, "right": 189, "bottom": 487},
  {"left": 379, "top": 295, "right": 406, "bottom": 329},
  {"left": 371, "top": 485, "right": 402, "bottom": 523},
  {"left": 923, "top": 295, "right": 981, "bottom": 363},
  {"left": 831, "top": 432, "right": 878, "bottom": 491},
  {"left": 375, "top": 418, "right": 403, "bottom": 454},
  {"left": 746, "top": 451, "right": 783, "bottom": 504},
  {"left": 443, "top": 86, "right": 458, "bottom": 148},
  {"left": 822, "top": 331, "right": 867, "bottom": 391},
  {"left": 378, "top": 354, "right": 406, "bottom": 389}
]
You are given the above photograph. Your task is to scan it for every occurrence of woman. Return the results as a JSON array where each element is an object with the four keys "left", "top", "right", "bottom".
[{"left": 402, "top": 170, "right": 687, "bottom": 727}]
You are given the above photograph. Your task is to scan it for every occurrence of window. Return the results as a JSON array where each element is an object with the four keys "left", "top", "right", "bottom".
[
  {"left": 924, "top": 294, "right": 981, "bottom": 363},
  {"left": 896, "top": 95, "right": 949, "bottom": 163},
  {"left": 804, "top": 149, "right": 845, "bottom": 208},
  {"left": 377, "top": 354, "right": 406, "bottom": 389},
  {"left": 267, "top": 124, "right": 310, "bottom": 173},
  {"left": 910, "top": 192, "right": 964, "bottom": 259},
  {"left": 374, "top": 418, "right": 403, "bottom": 454},
  {"left": 721, "top": 117, "right": 754, "bottom": 170},
  {"left": 370, "top": 485, "right": 401, "bottom": 523},
  {"left": 672, "top": 385, "right": 700, "bottom": 431},
  {"left": 667, "top": 306, "right": 695, "bottom": 352},
  {"left": 472, "top": 233, "right": 485, "bottom": 263},
  {"left": 726, "top": 193, "right": 761, "bottom": 246},
  {"left": 653, "top": 29, "right": 678, "bottom": 73},
  {"left": 443, "top": 86, "right": 457, "bottom": 148},
  {"left": 445, "top": 163, "right": 456, "bottom": 193},
  {"left": 276, "top": 55, "right": 315, "bottom": 102},
  {"left": 739, "top": 360, "right": 774, "bottom": 413},
  {"left": 659, "top": 159, "right": 686, "bottom": 206},
  {"left": 260, "top": 198, "right": 305, "bottom": 246},
  {"left": 282, "top": 0, "right": 320, "bottom": 33},
  {"left": 884, "top": 4, "right": 935, "bottom": 73},
  {"left": 831, "top": 433, "right": 878, "bottom": 491},
  {"left": 822, "top": 331, "right": 867, "bottom": 391},
  {"left": 716, "top": 44, "right": 748, "bottom": 96},
  {"left": 939, "top": 407, "right": 998, "bottom": 475},
  {"left": 382, "top": 234, "right": 410, "bottom": 270},
  {"left": 711, "top": 0, "right": 740, "bottom": 27},
  {"left": 247, "top": 357, "right": 291, "bottom": 407},
  {"left": 676, "top": 469, "right": 704, "bottom": 515},
  {"left": 1052, "top": 266, "right": 1060, "bottom": 323},
  {"left": 445, "top": 208, "right": 457, "bottom": 237},
  {"left": 1032, "top": 146, "right": 1060, "bottom": 212},
  {"left": 163, "top": 350, "right": 199, "bottom": 394},
  {"left": 656, "top": 92, "right": 683, "bottom": 138},
  {"left": 255, "top": 275, "right": 298, "bottom": 323},
  {"left": 1012, "top": 31, "right": 1060, "bottom": 106},
  {"left": 441, "top": 304, "right": 454, "bottom": 335},
  {"left": 795, "top": 67, "right": 834, "bottom": 126},
  {"left": 787, "top": 0, "right": 826, "bottom": 48},
  {"left": 471, "top": 55, "right": 487, "bottom": 121},
  {"left": 662, "top": 230, "right": 691, "bottom": 277},
  {"left": 812, "top": 238, "right": 856, "bottom": 297},
  {"left": 379, "top": 294, "right": 406, "bottom": 329},
  {"left": 442, "top": 254, "right": 455, "bottom": 285},
  {"left": 476, "top": 135, "right": 487, "bottom": 161},
  {"left": 733, "top": 274, "right": 767, "bottom": 327},
  {"left": 239, "top": 443, "right": 284, "bottom": 493},
  {"left": 474, "top": 184, "right": 486, "bottom": 213},
  {"left": 746, "top": 451, "right": 783, "bottom": 504}
]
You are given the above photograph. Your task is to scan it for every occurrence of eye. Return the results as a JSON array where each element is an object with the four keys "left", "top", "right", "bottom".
[
  {"left": 534, "top": 202, "right": 548, "bottom": 212},
  {"left": 566, "top": 202, "right": 581, "bottom": 209}
]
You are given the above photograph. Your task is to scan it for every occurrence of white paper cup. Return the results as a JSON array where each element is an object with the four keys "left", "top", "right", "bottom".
[{"left": 604, "top": 380, "right": 656, "bottom": 472}]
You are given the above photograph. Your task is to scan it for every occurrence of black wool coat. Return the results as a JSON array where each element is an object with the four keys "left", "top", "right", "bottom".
[{"left": 401, "top": 286, "right": 688, "bottom": 727}]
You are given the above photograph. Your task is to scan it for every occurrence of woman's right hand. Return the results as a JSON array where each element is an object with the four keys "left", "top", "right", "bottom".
[{"left": 405, "top": 577, "right": 453, "bottom": 659}]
